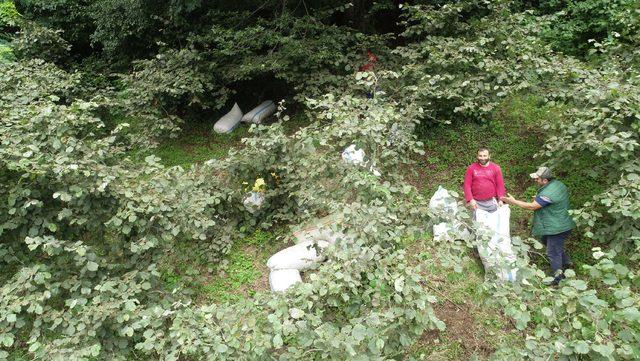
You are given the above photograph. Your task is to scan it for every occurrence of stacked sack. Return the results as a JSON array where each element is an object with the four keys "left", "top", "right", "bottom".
[
  {"left": 267, "top": 215, "right": 344, "bottom": 292},
  {"left": 213, "top": 100, "right": 277, "bottom": 134}
]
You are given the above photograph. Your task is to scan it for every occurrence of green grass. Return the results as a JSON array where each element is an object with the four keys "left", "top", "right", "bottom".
[
  {"left": 151, "top": 113, "right": 311, "bottom": 167},
  {"left": 153, "top": 122, "right": 250, "bottom": 167},
  {"left": 159, "top": 229, "right": 284, "bottom": 304},
  {"left": 197, "top": 250, "right": 262, "bottom": 303}
]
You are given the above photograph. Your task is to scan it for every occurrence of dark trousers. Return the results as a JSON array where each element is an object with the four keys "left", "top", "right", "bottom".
[{"left": 541, "top": 230, "right": 572, "bottom": 282}]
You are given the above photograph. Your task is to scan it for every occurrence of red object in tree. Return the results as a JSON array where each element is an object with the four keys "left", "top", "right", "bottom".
[{"left": 359, "top": 51, "right": 378, "bottom": 72}]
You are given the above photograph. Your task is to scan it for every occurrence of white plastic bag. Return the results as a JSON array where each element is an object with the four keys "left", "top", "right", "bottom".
[
  {"left": 433, "top": 222, "right": 450, "bottom": 242},
  {"left": 267, "top": 240, "right": 330, "bottom": 271},
  {"left": 213, "top": 103, "right": 243, "bottom": 133},
  {"left": 428, "top": 186, "right": 460, "bottom": 214},
  {"left": 269, "top": 269, "right": 302, "bottom": 292},
  {"left": 341, "top": 144, "right": 366, "bottom": 166},
  {"left": 243, "top": 192, "right": 264, "bottom": 214}
]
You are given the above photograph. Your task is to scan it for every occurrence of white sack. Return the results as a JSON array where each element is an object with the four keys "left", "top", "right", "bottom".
[
  {"left": 269, "top": 269, "right": 302, "bottom": 293},
  {"left": 267, "top": 240, "right": 330, "bottom": 271},
  {"left": 475, "top": 206, "right": 518, "bottom": 282},
  {"left": 214, "top": 103, "right": 243, "bottom": 134},
  {"left": 433, "top": 222, "right": 450, "bottom": 242},
  {"left": 242, "top": 100, "right": 276, "bottom": 124}
]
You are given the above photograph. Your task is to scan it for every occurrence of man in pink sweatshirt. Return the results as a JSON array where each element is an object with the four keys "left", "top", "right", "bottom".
[{"left": 463, "top": 147, "right": 506, "bottom": 213}]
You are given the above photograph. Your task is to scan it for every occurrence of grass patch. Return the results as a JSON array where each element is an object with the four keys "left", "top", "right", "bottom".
[
  {"left": 153, "top": 121, "right": 249, "bottom": 167},
  {"left": 152, "top": 113, "right": 311, "bottom": 167},
  {"left": 405, "top": 240, "right": 522, "bottom": 360},
  {"left": 159, "top": 229, "right": 286, "bottom": 304},
  {"left": 197, "top": 250, "right": 263, "bottom": 303}
]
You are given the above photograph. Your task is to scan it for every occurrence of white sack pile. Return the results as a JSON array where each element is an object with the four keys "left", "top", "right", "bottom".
[{"left": 267, "top": 214, "right": 345, "bottom": 292}]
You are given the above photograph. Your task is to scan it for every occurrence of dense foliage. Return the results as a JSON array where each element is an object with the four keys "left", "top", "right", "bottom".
[{"left": 1, "top": 0, "right": 639, "bottom": 359}]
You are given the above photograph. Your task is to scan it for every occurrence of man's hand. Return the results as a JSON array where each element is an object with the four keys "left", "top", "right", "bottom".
[
  {"left": 500, "top": 193, "right": 516, "bottom": 205},
  {"left": 469, "top": 199, "right": 477, "bottom": 209}
]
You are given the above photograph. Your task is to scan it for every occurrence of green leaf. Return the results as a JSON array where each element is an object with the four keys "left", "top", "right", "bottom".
[
  {"left": 86, "top": 261, "right": 99, "bottom": 271},
  {"left": 123, "top": 326, "right": 134, "bottom": 337},
  {"left": 571, "top": 280, "right": 587, "bottom": 291},
  {"left": 272, "top": 334, "right": 283, "bottom": 348},
  {"left": 352, "top": 324, "right": 367, "bottom": 342},
  {"left": 394, "top": 277, "right": 404, "bottom": 292},
  {"left": 1, "top": 334, "right": 14, "bottom": 347},
  {"left": 28, "top": 342, "right": 40, "bottom": 353},
  {"left": 592, "top": 343, "right": 614, "bottom": 357},
  {"left": 574, "top": 341, "right": 589, "bottom": 354},
  {"left": 572, "top": 319, "right": 582, "bottom": 329},
  {"left": 603, "top": 274, "right": 618, "bottom": 285},
  {"left": 289, "top": 308, "right": 304, "bottom": 319}
]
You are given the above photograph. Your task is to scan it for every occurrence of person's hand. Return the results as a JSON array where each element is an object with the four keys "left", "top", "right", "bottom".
[
  {"left": 469, "top": 199, "right": 477, "bottom": 209},
  {"left": 500, "top": 194, "right": 515, "bottom": 204},
  {"left": 498, "top": 200, "right": 504, "bottom": 207}
]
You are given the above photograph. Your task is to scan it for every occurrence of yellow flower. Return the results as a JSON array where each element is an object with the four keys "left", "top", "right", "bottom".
[{"left": 252, "top": 178, "right": 266, "bottom": 192}]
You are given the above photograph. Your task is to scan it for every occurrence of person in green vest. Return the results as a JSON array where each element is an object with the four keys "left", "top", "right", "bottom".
[{"left": 500, "top": 166, "right": 576, "bottom": 285}]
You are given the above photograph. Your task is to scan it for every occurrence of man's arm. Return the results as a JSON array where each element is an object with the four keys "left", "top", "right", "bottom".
[
  {"left": 494, "top": 165, "right": 506, "bottom": 198},
  {"left": 501, "top": 193, "right": 542, "bottom": 211}
]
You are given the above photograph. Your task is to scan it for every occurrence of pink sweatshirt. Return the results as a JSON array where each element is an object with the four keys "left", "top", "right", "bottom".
[{"left": 463, "top": 162, "right": 506, "bottom": 202}]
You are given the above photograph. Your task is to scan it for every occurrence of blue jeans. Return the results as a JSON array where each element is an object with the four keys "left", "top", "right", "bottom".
[{"left": 541, "top": 230, "right": 572, "bottom": 283}]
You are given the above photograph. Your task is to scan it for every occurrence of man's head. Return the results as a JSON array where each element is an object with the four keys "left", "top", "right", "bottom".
[
  {"left": 530, "top": 166, "right": 552, "bottom": 186},
  {"left": 476, "top": 147, "right": 490, "bottom": 166}
]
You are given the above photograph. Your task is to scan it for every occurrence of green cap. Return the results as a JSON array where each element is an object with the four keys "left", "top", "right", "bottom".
[{"left": 530, "top": 166, "right": 552, "bottom": 179}]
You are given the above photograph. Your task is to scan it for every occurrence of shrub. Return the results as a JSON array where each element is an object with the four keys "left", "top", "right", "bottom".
[{"left": 12, "top": 22, "right": 70, "bottom": 63}]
